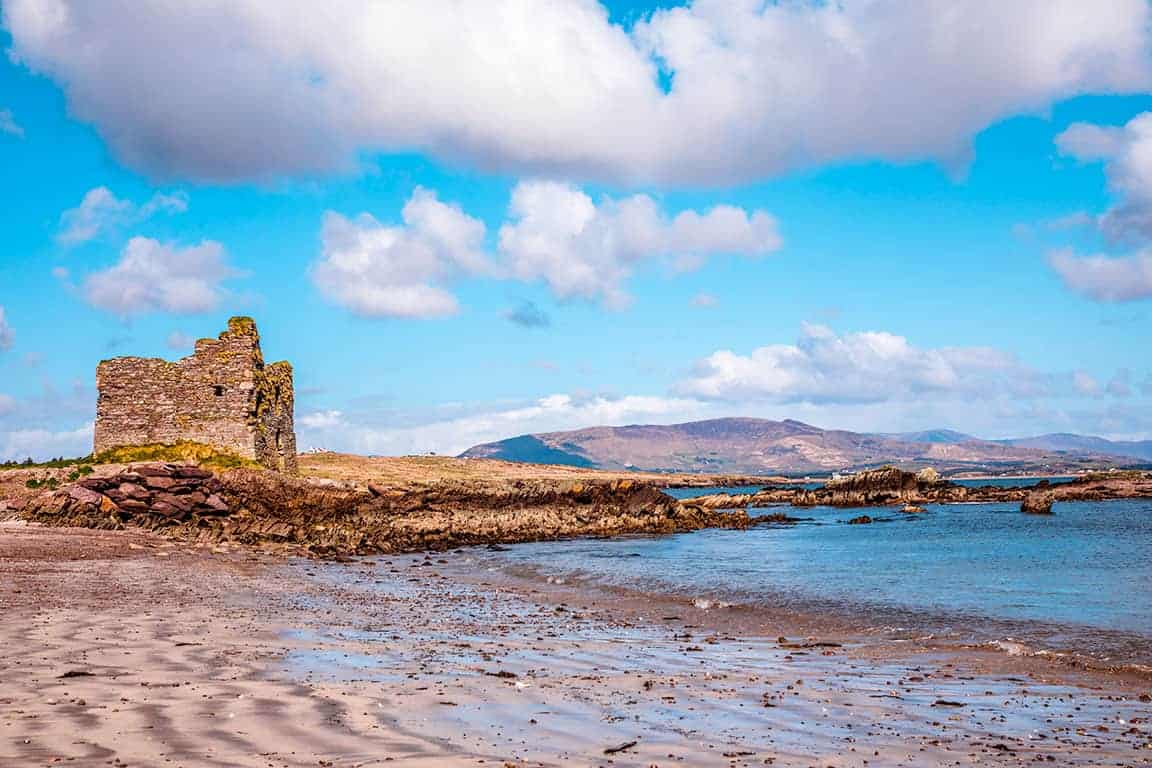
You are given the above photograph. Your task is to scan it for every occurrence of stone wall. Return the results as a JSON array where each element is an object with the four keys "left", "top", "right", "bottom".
[
  {"left": 253, "top": 361, "right": 297, "bottom": 472},
  {"left": 93, "top": 317, "right": 297, "bottom": 472}
]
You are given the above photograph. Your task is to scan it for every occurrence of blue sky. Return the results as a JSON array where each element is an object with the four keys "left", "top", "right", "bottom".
[{"left": 1, "top": 0, "right": 1151, "bottom": 460}]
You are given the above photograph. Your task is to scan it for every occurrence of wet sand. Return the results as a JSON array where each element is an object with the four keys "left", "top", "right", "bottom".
[{"left": 1, "top": 521, "right": 1149, "bottom": 767}]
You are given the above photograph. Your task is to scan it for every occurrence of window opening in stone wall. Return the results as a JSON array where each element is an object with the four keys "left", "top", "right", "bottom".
[{"left": 213, "top": 385, "right": 224, "bottom": 397}]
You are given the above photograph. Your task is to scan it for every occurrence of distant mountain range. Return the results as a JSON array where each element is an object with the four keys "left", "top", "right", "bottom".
[{"left": 459, "top": 418, "right": 1152, "bottom": 475}]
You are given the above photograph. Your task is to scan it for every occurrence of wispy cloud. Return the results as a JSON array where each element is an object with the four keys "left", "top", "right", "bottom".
[
  {"left": 1107, "top": 369, "right": 1134, "bottom": 398},
  {"left": 299, "top": 410, "right": 345, "bottom": 430},
  {"left": 690, "top": 292, "right": 719, "bottom": 309},
  {"left": 676, "top": 323, "right": 1052, "bottom": 405},
  {"left": 0, "top": 306, "right": 13, "bottom": 351},
  {"left": 503, "top": 300, "right": 551, "bottom": 329},
  {"left": 0, "top": 108, "right": 24, "bottom": 139},
  {"left": 0, "top": 380, "right": 98, "bottom": 461},
  {"left": 0, "top": 425, "right": 93, "bottom": 462},
  {"left": 58, "top": 186, "right": 188, "bottom": 245},
  {"left": 296, "top": 393, "right": 713, "bottom": 456},
  {"left": 165, "top": 331, "right": 195, "bottom": 351}
]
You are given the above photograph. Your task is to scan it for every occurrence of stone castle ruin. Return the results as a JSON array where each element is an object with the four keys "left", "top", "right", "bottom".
[{"left": 93, "top": 317, "right": 297, "bottom": 472}]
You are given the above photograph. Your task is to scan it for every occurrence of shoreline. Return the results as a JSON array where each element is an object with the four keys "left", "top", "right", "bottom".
[
  {"left": 451, "top": 542, "right": 1152, "bottom": 682},
  {"left": 9, "top": 460, "right": 1152, "bottom": 559},
  {"left": 3, "top": 522, "right": 1150, "bottom": 767}
]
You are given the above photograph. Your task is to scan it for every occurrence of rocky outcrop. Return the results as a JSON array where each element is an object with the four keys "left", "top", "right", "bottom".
[
  {"left": 1021, "top": 491, "right": 1054, "bottom": 515},
  {"left": 20, "top": 464, "right": 750, "bottom": 556},
  {"left": 799, "top": 467, "right": 917, "bottom": 506},
  {"left": 21, "top": 464, "right": 231, "bottom": 529},
  {"left": 17, "top": 463, "right": 1152, "bottom": 555},
  {"left": 681, "top": 468, "right": 1152, "bottom": 510}
]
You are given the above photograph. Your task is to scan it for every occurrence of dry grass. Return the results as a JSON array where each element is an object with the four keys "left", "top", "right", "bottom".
[
  {"left": 296, "top": 452, "right": 773, "bottom": 488},
  {"left": 2, "top": 451, "right": 774, "bottom": 514},
  {"left": 94, "top": 442, "right": 259, "bottom": 471}
]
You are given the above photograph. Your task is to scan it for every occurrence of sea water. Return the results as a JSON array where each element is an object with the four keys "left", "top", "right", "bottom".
[{"left": 479, "top": 497, "right": 1152, "bottom": 671}]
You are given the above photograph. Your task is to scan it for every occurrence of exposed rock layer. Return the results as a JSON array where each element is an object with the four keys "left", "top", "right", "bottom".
[
  {"left": 20, "top": 464, "right": 750, "bottom": 556},
  {"left": 17, "top": 464, "right": 1152, "bottom": 556},
  {"left": 688, "top": 467, "right": 1152, "bottom": 510},
  {"left": 1021, "top": 491, "right": 1055, "bottom": 515}
]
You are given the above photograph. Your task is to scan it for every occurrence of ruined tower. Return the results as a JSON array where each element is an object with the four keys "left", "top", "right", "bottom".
[{"left": 93, "top": 317, "right": 297, "bottom": 472}]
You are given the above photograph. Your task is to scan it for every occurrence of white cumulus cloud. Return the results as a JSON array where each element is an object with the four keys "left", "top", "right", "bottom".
[
  {"left": 316, "top": 182, "right": 778, "bottom": 316},
  {"left": 498, "top": 181, "right": 779, "bottom": 308},
  {"left": 312, "top": 188, "right": 489, "bottom": 319},
  {"left": 0, "top": 382, "right": 97, "bottom": 462},
  {"left": 0, "top": 424, "right": 94, "bottom": 463},
  {"left": 165, "top": 331, "right": 194, "bottom": 351},
  {"left": 677, "top": 323, "right": 1042, "bottom": 404},
  {"left": 83, "top": 237, "right": 237, "bottom": 316},
  {"left": 58, "top": 186, "right": 188, "bottom": 245},
  {"left": 299, "top": 410, "right": 345, "bottom": 430},
  {"left": 1047, "top": 247, "right": 1152, "bottom": 302},
  {"left": 5, "top": 0, "right": 1148, "bottom": 185},
  {"left": 297, "top": 393, "right": 712, "bottom": 457},
  {"left": 1056, "top": 112, "right": 1152, "bottom": 242},
  {"left": 1048, "top": 113, "right": 1152, "bottom": 301}
]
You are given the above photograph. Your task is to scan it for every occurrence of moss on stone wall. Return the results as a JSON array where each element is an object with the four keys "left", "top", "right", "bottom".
[
  {"left": 94, "top": 441, "right": 260, "bottom": 470},
  {"left": 225, "top": 316, "right": 259, "bottom": 337},
  {"left": 252, "top": 360, "right": 297, "bottom": 472}
]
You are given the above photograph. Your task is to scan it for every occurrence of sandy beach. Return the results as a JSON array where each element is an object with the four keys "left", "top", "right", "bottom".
[{"left": 2, "top": 520, "right": 1149, "bottom": 768}]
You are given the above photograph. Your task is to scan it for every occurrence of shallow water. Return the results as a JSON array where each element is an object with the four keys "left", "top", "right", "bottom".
[{"left": 479, "top": 498, "right": 1152, "bottom": 671}]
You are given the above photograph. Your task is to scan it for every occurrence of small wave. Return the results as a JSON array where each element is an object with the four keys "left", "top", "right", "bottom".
[
  {"left": 987, "top": 638, "right": 1066, "bottom": 659},
  {"left": 985, "top": 638, "right": 1152, "bottom": 679},
  {"left": 693, "top": 598, "right": 734, "bottom": 610}
]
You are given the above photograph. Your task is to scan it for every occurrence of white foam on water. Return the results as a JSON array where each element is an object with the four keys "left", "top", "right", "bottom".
[{"left": 989, "top": 639, "right": 1031, "bottom": 656}]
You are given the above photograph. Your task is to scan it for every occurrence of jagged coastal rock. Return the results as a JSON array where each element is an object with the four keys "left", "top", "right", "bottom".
[
  {"left": 1021, "top": 491, "right": 1055, "bottom": 515},
  {"left": 794, "top": 466, "right": 938, "bottom": 507},
  {"left": 20, "top": 463, "right": 751, "bottom": 556},
  {"left": 11, "top": 456, "right": 1151, "bottom": 556},
  {"left": 686, "top": 466, "right": 1152, "bottom": 510}
]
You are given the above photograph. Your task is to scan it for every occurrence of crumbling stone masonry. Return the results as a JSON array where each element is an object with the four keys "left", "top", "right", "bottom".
[{"left": 93, "top": 317, "right": 297, "bottom": 472}]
